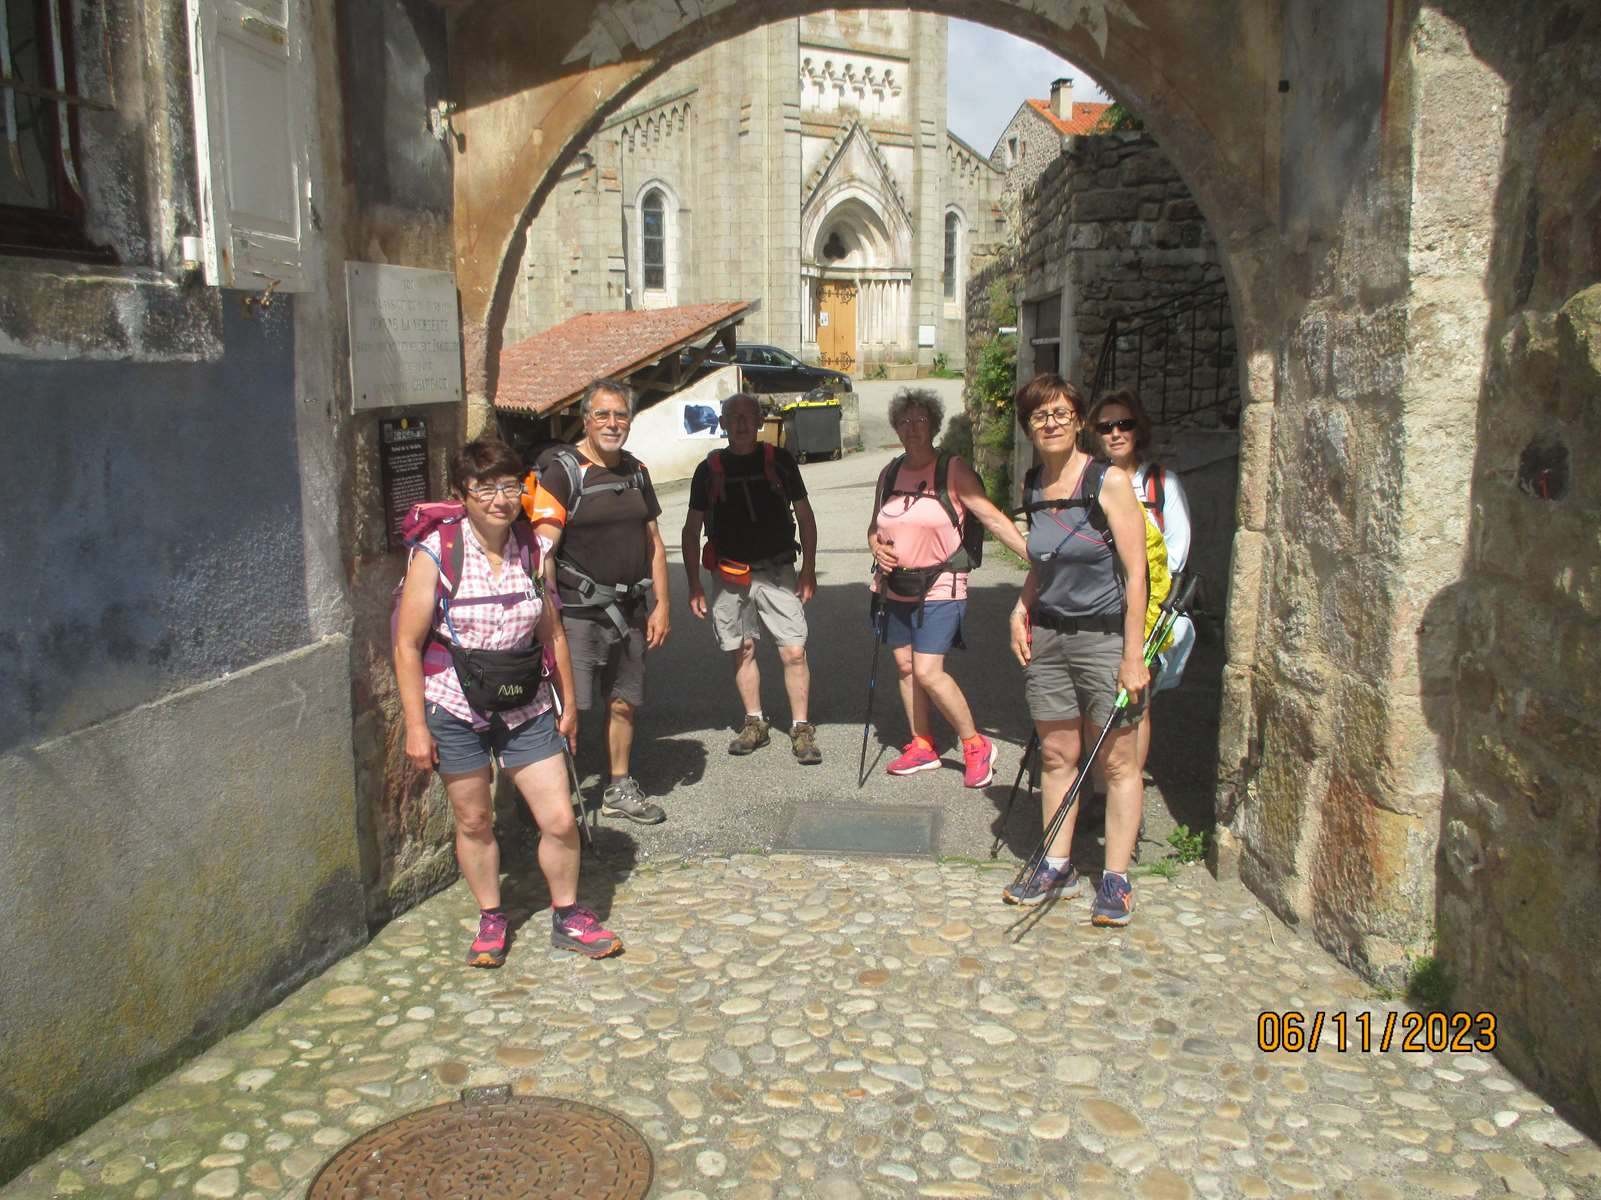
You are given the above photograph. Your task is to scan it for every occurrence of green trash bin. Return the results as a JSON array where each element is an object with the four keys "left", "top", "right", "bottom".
[{"left": 781, "top": 397, "right": 843, "bottom": 462}]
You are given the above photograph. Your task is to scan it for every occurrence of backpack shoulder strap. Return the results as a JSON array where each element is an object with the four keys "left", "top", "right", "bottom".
[
  {"left": 875, "top": 454, "right": 906, "bottom": 514},
  {"left": 761, "top": 443, "right": 787, "bottom": 498},
  {"left": 1145, "top": 463, "right": 1166, "bottom": 530},
  {"left": 706, "top": 448, "right": 727, "bottom": 504},
  {"left": 1084, "top": 460, "right": 1111, "bottom": 534},
  {"left": 1017, "top": 464, "right": 1043, "bottom": 528},
  {"left": 436, "top": 521, "right": 466, "bottom": 597},
  {"left": 933, "top": 452, "right": 961, "bottom": 532}
]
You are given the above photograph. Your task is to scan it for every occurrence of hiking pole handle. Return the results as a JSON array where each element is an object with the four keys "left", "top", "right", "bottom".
[{"left": 1170, "top": 573, "right": 1199, "bottom": 618}]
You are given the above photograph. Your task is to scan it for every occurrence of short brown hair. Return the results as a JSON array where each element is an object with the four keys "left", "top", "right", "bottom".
[
  {"left": 449, "top": 438, "right": 524, "bottom": 497},
  {"left": 1014, "top": 373, "right": 1085, "bottom": 427},
  {"left": 1086, "top": 387, "right": 1153, "bottom": 456}
]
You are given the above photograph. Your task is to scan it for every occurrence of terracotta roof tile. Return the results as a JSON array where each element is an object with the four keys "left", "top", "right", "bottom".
[
  {"left": 495, "top": 300, "right": 755, "bottom": 414},
  {"left": 1026, "top": 98, "right": 1113, "bottom": 137}
]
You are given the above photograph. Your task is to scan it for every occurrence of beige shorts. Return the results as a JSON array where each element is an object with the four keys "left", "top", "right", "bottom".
[{"left": 710, "top": 562, "right": 809, "bottom": 651}]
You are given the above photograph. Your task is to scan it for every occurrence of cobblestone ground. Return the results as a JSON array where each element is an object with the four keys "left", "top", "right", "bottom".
[{"left": 6, "top": 855, "right": 1598, "bottom": 1200}]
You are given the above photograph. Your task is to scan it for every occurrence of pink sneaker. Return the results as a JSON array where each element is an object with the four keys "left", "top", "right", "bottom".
[
  {"left": 962, "top": 736, "right": 995, "bottom": 788},
  {"left": 467, "top": 910, "right": 508, "bottom": 969},
  {"left": 552, "top": 905, "right": 623, "bottom": 959},
  {"left": 887, "top": 739, "right": 940, "bottom": 775}
]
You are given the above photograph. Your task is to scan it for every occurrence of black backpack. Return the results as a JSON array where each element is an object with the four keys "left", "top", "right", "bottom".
[{"left": 874, "top": 451, "right": 984, "bottom": 572}]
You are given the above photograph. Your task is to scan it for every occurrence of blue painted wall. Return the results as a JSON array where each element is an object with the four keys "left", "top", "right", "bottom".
[{"left": 0, "top": 300, "right": 311, "bottom": 753}]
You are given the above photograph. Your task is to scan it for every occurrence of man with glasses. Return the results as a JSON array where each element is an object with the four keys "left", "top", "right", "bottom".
[
  {"left": 527, "top": 379, "right": 671, "bottom": 825},
  {"left": 681, "top": 392, "right": 822, "bottom": 765}
]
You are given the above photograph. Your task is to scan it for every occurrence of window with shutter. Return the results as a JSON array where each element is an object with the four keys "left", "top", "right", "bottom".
[{"left": 187, "top": 0, "right": 314, "bottom": 291}]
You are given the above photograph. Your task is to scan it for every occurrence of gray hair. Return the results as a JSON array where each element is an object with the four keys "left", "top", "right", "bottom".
[
  {"left": 581, "top": 377, "right": 634, "bottom": 420},
  {"left": 720, "top": 392, "right": 761, "bottom": 422},
  {"left": 888, "top": 387, "right": 944, "bottom": 436}
]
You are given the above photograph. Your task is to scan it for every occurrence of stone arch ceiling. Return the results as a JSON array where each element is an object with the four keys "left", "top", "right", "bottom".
[{"left": 446, "top": 0, "right": 1282, "bottom": 395}]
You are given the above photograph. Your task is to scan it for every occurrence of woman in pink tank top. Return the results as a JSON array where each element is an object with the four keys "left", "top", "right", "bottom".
[{"left": 866, "top": 388, "right": 1028, "bottom": 788}]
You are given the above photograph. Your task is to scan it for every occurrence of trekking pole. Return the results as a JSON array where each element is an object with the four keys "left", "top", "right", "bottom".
[
  {"left": 1006, "top": 575, "right": 1198, "bottom": 892},
  {"left": 548, "top": 684, "right": 595, "bottom": 853},
  {"left": 990, "top": 730, "right": 1040, "bottom": 858},
  {"left": 857, "top": 593, "right": 888, "bottom": 788}
]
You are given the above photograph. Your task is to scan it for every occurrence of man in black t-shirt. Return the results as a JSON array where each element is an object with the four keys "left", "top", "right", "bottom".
[
  {"left": 681, "top": 393, "right": 821, "bottom": 765},
  {"left": 529, "top": 379, "right": 670, "bottom": 824}
]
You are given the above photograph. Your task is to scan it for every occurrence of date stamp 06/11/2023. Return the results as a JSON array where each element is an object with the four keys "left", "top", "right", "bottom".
[{"left": 1257, "top": 1010, "right": 1498, "bottom": 1054}]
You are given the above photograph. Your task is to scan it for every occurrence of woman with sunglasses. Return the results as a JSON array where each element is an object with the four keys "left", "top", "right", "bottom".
[
  {"left": 867, "top": 388, "right": 1028, "bottom": 787},
  {"left": 394, "top": 438, "right": 622, "bottom": 967},
  {"left": 1002, "top": 375, "right": 1150, "bottom": 926},
  {"left": 1087, "top": 387, "right": 1194, "bottom": 777}
]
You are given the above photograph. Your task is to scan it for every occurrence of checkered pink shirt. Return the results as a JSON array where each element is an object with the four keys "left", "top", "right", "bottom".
[{"left": 417, "top": 523, "right": 553, "bottom": 728}]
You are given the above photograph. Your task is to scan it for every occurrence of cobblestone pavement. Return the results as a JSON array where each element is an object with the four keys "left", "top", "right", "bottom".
[{"left": 6, "top": 854, "right": 1597, "bottom": 1200}]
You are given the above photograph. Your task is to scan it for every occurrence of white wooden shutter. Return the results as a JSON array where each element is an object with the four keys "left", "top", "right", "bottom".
[{"left": 187, "top": 0, "right": 312, "bottom": 291}]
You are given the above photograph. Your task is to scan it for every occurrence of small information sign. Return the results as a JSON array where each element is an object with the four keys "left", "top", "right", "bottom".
[
  {"left": 380, "top": 416, "right": 429, "bottom": 551},
  {"left": 346, "top": 262, "right": 463, "bottom": 411}
]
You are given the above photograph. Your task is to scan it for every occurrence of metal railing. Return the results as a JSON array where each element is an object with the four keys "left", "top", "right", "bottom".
[
  {"left": 1, "top": 0, "right": 105, "bottom": 203},
  {"left": 1087, "top": 277, "right": 1237, "bottom": 424}
]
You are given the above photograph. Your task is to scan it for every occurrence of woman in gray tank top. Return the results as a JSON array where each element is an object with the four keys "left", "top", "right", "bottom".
[{"left": 1001, "top": 374, "right": 1151, "bottom": 927}]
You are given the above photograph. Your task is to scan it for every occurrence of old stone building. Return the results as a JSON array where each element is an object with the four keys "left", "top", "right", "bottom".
[
  {"left": 988, "top": 77, "right": 1112, "bottom": 229},
  {"left": 505, "top": 11, "right": 1005, "bottom": 371}
]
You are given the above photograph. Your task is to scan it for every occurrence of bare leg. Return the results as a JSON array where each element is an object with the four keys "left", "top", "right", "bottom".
[
  {"left": 606, "top": 696, "right": 635, "bottom": 779},
  {"left": 778, "top": 643, "right": 809, "bottom": 723},
  {"left": 1036, "top": 720, "right": 1085, "bottom": 860},
  {"left": 892, "top": 644, "right": 923, "bottom": 739},
  {"left": 910, "top": 652, "right": 976, "bottom": 741},
  {"left": 730, "top": 639, "right": 761, "bottom": 713},
  {"left": 504, "top": 753, "right": 580, "bottom": 908},
  {"left": 1136, "top": 708, "right": 1153, "bottom": 776},
  {"left": 1100, "top": 724, "right": 1143, "bottom": 873},
  {"left": 443, "top": 767, "right": 500, "bottom": 910}
]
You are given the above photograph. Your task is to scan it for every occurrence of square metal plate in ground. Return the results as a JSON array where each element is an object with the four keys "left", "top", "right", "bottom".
[{"left": 773, "top": 801, "right": 940, "bottom": 857}]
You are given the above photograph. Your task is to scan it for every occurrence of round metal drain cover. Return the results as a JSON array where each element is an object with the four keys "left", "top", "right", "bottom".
[{"left": 309, "top": 1095, "right": 653, "bottom": 1199}]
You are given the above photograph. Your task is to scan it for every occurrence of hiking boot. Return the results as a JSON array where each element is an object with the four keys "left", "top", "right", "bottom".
[
  {"left": 1002, "top": 862, "right": 1081, "bottom": 906},
  {"left": 962, "top": 735, "right": 996, "bottom": 788},
  {"left": 601, "top": 776, "right": 665, "bottom": 824},
  {"left": 552, "top": 905, "right": 623, "bottom": 959},
  {"left": 886, "top": 739, "right": 940, "bottom": 775},
  {"left": 466, "top": 910, "right": 508, "bottom": 968},
  {"left": 1091, "top": 871, "right": 1136, "bottom": 927},
  {"left": 790, "top": 721, "right": 822, "bottom": 765},
  {"left": 728, "top": 715, "right": 771, "bottom": 756}
]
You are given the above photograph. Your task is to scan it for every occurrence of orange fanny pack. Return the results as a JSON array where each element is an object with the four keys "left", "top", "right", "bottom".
[{"left": 701, "top": 541, "right": 753, "bottom": 589}]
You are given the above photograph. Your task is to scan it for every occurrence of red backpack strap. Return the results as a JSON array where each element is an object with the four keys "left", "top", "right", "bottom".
[
  {"left": 761, "top": 443, "right": 786, "bottom": 499},
  {"left": 1146, "top": 464, "right": 1166, "bottom": 531},
  {"left": 706, "top": 448, "right": 727, "bottom": 507}
]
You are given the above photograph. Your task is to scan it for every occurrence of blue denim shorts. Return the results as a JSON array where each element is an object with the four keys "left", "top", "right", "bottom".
[
  {"left": 425, "top": 703, "right": 564, "bottom": 775},
  {"left": 880, "top": 598, "right": 966, "bottom": 655}
]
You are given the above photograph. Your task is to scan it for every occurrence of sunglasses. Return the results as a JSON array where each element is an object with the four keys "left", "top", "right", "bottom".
[{"left": 1096, "top": 418, "right": 1138, "bottom": 435}]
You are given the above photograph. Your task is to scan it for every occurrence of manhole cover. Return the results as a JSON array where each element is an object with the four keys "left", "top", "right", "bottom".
[
  {"left": 773, "top": 800, "right": 939, "bottom": 856},
  {"left": 308, "top": 1094, "right": 653, "bottom": 1199}
]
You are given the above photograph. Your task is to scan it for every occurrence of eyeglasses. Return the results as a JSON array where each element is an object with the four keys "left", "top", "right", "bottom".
[
  {"left": 1028, "top": 407, "right": 1079, "bottom": 429},
  {"left": 589, "top": 409, "right": 632, "bottom": 426},
  {"left": 1095, "top": 418, "right": 1138, "bottom": 435},
  {"left": 466, "top": 481, "right": 525, "bottom": 502}
]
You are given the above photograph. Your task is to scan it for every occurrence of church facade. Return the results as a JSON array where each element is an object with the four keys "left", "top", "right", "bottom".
[{"left": 505, "top": 12, "right": 1004, "bottom": 372}]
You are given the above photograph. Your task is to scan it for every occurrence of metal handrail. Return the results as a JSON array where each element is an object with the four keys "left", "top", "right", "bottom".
[{"left": 1088, "top": 276, "right": 1235, "bottom": 424}]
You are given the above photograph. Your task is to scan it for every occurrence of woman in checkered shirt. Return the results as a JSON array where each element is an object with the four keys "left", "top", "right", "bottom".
[{"left": 394, "top": 439, "right": 623, "bottom": 966}]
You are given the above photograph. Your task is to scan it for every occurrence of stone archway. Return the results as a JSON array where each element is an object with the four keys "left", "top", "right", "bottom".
[{"left": 439, "top": 0, "right": 1601, "bottom": 1136}]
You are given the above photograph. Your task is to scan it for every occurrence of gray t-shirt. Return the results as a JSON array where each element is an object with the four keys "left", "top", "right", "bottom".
[{"left": 1024, "top": 462, "right": 1124, "bottom": 619}]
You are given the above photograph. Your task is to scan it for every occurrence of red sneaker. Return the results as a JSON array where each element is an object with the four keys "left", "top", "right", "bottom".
[
  {"left": 886, "top": 739, "right": 940, "bottom": 775},
  {"left": 962, "top": 735, "right": 995, "bottom": 788},
  {"left": 552, "top": 905, "right": 623, "bottom": 959},
  {"left": 467, "top": 910, "right": 508, "bottom": 968}
]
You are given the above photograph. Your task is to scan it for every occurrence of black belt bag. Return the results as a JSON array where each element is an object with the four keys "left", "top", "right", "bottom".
[
  {"left": 445, "top": 641, "right": 545, "bottom": 712},
  {"left": 1030, "top": 610, "right": 1122, "bottom": 635},
  {"left": 885, "top": 563, "right": 950, "bottom": 599}
]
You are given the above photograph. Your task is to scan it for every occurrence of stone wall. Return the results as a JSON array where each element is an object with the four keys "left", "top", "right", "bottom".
[{"left": 1429, "top": 1, "right": 1601, "bottom": 1132}]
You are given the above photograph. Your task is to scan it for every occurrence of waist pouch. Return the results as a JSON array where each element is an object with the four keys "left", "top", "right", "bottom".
[
  {"left": 886, "top": 563, "right": 949, "bottom": 599},
  {"left": 444, "top": 641, "right": 545, "bottom": 712}
]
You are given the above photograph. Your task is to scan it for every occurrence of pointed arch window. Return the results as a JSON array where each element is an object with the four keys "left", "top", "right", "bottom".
[
  {"left": 943, "top": 211, "right": 960, "bottom": 300},
  {"left": 641, "top": 188, "right": 666, "bottom": 291}
]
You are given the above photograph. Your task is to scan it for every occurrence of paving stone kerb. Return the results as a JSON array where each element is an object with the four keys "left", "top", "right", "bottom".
[{"left": 5, "top": 856, "right": 1596, "bottom": 1200}]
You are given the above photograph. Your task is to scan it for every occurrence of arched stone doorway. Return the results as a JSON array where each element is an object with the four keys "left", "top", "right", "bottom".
[{"left": 439, "top": 0, "right": 1601, "bottom": 1135}]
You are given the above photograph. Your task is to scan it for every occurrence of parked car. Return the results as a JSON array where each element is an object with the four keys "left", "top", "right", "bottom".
[{"left": 683, "top": 343, "right": 852, "bottom": 394}]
